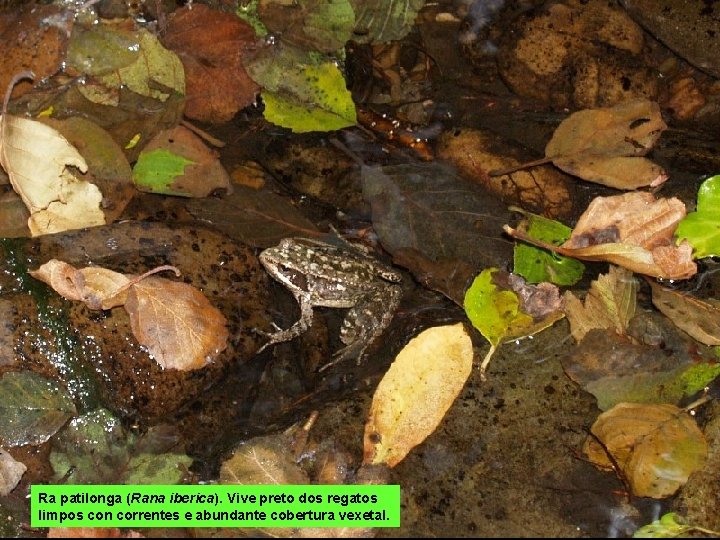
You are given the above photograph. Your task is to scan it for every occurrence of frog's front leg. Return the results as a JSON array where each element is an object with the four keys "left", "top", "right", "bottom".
[
  {"left": 321, "top": 284, "right": 402, "bottom": 370},
  {"left": 257, "top": 292, "right": 315, "bottom": 354}
]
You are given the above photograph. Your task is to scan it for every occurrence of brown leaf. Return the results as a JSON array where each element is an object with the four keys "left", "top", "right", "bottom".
[
  {"left": 0, "top": 448, "right": 25, "bottom": 496},
  {"left": 583, "top": 403, "right": 707, "bottom": 498},
  {"left": 125, "top": 276, "right": 229, "bottom": 370},
  {"left": 138, "top": 126, "right": 231, "bottom": 197},
  {"left": 650, "top": 282, "right": 720, "bottom": 346},
  {"left": 162, "top": 4, "right": 259, "bottom": 123},
  {"left": 364, "top": 324, "right": 473, "bottom": 468},
  {"left": 545, "top": 99, "right": 667, "bottom": 189},
  {"left": 505, "top": 192, "right": 697, "bottom": 280},
  {"left": 563, "top": 265, "right": 637, "bottom": 342},
  {"left": 219, "top": 434, "right": 308, "bottom": 485}
]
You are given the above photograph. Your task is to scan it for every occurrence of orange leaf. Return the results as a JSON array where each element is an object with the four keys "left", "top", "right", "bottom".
[{"left": 125, "top": 277, "right": 229, "bottom": 370}]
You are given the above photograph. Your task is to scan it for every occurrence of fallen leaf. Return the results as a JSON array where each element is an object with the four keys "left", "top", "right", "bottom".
[
  {"left": 126, "top": 276, "right": 229, "bottom": 370},
  {"left": 132, "top": 126, "right": 231, "bottom": 197},
  {"left": 77, "top": 27, "right": 184, "bottom": 106},
  {"left": 246, "top": 43, "right": 356, "bottom": 132},
  {"left": 185, "top": 184, "right": 321, "bottom": 248},
  {"left": 362, "top": 162, "right": 514, "bottom": 270},
  {"left": 363, "top": 323, "right": 473, "bottom": 467},
  {"left": 505, "top": 192, "right": 697, "bottom": 280},
  {"left": 650, "top": 282, "right": 720, "bottom": 346},
  {"left": 632, "top": 512, "right": 697, "bottom": 538},
  {"left": 0, "top": 111, "right": 105, "bottom": 236},
  {"left": 350, "top": 0, "right": 426, "bottom": 43},
  {"left": 0, "top": 371, "right": 76, "bottom": 447},
  {"left": 545, "top": 99, "right": 667, "bottom": 189},
  {"left": 162, "top": 4, "right": 258, "bottom": 123},
  {"left": 563, "top": 265, "right": 637, "bottom": 342},
  {"left": 583, "top": 402, "right": 707, "bottom": 498},
  {"left": 675, "top": 174, "right": 720, "bottom": 259},
  {"left": 562, "top": 328, "right": 720, "bottom": 410},
  {"left": 220, "top": 434, "right": 308, "bottom": 485},
  {"left": 30, "top": 260, "right": 228, "bottom": 371},
  {"left": 260, "top": 0, "right": 355, "bottom": 53},
  {"left": 0, "top": 448, "right": 26, "bottom": 496}
]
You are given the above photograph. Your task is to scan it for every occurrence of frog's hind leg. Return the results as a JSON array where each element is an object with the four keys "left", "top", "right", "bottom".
[
  {"left": 256, "top": 295, "right": 315, "bottom": 354},
  {"left": 320, "top": 284, "right": 402, "bottom": 371}
]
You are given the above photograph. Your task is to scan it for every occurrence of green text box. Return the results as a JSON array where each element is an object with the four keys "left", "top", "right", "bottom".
[{"left": 31, "top": 484, "right": 400, "bottom": 528}]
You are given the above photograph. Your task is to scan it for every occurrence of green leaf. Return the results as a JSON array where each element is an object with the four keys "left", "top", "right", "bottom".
[
  {"left": 50, "top": 408, "right": 191, "bottom": 484},
  {"left": 513, "top": 213, "right": 585, "bottom": 285},
  {"left": 236, "top": 0, "right": 268, "bottom": 36},
  {"left": 350, "top": 0, "right": 427, "bottom": 43},
  {"left": 132, "top": 149, "right": 195, "bottom": 195},
  {"left": 633, "top": 512, "right": 692, "bottom": 538},
  {"left": 463, "top": 268, "right": 533, "bottom": 378},
  {"left": 675, "top": 174, "right": 720, "bottom": 258},
  {"left": 0, "top": 371, "right": 76, "bottom": 447},
  {"left": 247, "top": 44, "right": 356, "bottom": 133}
]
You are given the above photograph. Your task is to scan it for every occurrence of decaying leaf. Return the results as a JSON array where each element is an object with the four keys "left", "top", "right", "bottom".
[
  {"left": 0, "top": 448, "right": 26, "bottom": 496},
  {"left": 125, "top": 277, "right": 229, "bottom": 371},
  {"left": 545, "top": 99, "right": 667, "bottom": 189},
  {"left": 162, "top": 3, "right": 258, "bottom": 123},
  {"left": 583, "top": 402, "right": 707, "bottom": 498},
  {"left": 649, "top": 282, "right": 720, "bottom": 346},
  {"left": 350, "top": 0, "right": 426, "bottom": 43},
  {"left": 505, "top": 192, "right": 697, "bottom": 280},
  {"left": 0, "top": 109, "right": 105, "bottom": 236},
  {"left": 132, "top": 126, "right": 231, "bottom": 197},
  {"left": 363, "top": 324, "right": 473, "bottom": 468},
  {"left": 220, "top": 434, "right": 308, "bottom": 485},
  {"left": 563, "top": 265, "right": 637, "bottom": 342},
  {"left": 30, "top": 260, "right": 228, "bottom": 371}
]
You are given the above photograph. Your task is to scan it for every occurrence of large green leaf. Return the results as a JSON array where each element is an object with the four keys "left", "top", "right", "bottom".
[
  {"left": 0, "top": 371, "right": 76, "bottom": 447},
  {"left": 132, "top": 149, "right": 195, "bottom": 195},
  {"left": 247, "top": 45, "right": 356, "bottom": 132},
  {"left": 675, "top": 174, "right": 720, "bottom": 258}
]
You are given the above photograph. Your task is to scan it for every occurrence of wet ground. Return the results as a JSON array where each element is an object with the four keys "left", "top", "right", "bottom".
[{"left": 2, "top": 0, "right": 720, "bottom": 537}]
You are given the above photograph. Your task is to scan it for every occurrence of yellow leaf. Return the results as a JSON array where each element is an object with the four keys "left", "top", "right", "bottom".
[
  {"left": 583, "top": 403, "right": 707, "bottom": 498},
  {"left": 364, "top": 323, "right": 473, "bottom": 468}
]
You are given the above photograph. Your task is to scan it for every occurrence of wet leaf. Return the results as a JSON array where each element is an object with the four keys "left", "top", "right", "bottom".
[
  {"left": 260, "top": 0, "right": 355, "bottom": 53},
  {"left": 0, "top": 448, "right": 26, "bottom": 496},
  {"left": 247, "top": 44, "right": 356, "bottom": 132},
  {"left": 545, "top": 99, "right": 667, "bottom": 189},
  {"left": 0, "top": 191, "right": 29, "bottom": 237},
  {"left": 0, "top": 371, "right": 76, "bottom": 447},
  {"left": 563, "top": 265, "right": 637, "bottom": 342},
  {"left": 133, "top": 126, "right": 231, "bottom": 197},
  {"left": 583, "top": 403, "right": 707, "bottom": 498},
  {"left": 31, "top": 260, "right": 229, "bottom": 371},
  {"left": 363, "top": 323, "right": 473, "bottom": 468},
  {"left": 633, "top": 512, "right": 696, "bottom": 538},
  {"left": 362, "top": 163, "right": 513, "bottom": 270},
  {"left": 650, "top": 282, "right": 720, "bottom": 346},
  {"left": 512, "top": 211, "right": 585, "bottom": 285},
  {"left": 563, "top": 329, "right": 720, "bottom": 410},
  {"left": 350, "top": 0, "right": 427, "bottom": 43},
  {"left": 67, "top": 24, "right": 139, "bottom": 76},
  {"left": 505, "top": 192, "right": 697, "bottom": 280},
  {"left": 675, "top": 174, "right": 720, "bottom": 259},
  {"left": 126, "top": 276, "right": 229, "bottom": 371},
  {"left": 185, "top": 185, "right": 320, "bottom": 248},
  {"left": 78, "top": 28, "right": 184, "bottom": 106},
  {"left": 162, "top": 4, "right": 259, "bottom": 123},
  {"left": 0, "top": 112, "right": 105, "bottom": 236},
  {"left": 220, "top": 434, "right": 308, "bottom": 485},
  {"left": 50, "top": 408, "right": 191, "bottom": 484},
  {"left": 464, "top": 269, "right": 532, "bottom": 349}
]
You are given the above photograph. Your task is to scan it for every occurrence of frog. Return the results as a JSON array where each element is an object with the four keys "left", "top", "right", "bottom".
[{"left": 257, "top": 237, "right": 403, "bottom": 370}]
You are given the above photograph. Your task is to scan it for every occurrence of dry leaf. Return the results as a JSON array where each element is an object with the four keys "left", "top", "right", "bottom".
[
  {"left": 546, "top": 99, "right": 667, "bottom": 189},
  {"left": 364, "top": 323, "right": 473, "bottom": 468},
  {"left": 0, "top": 448, "right": 26, "bottom": 496},
  {"left": 505, "top": 192, "right": 697, "bottom": 280},
  {"left": 126, "top": 276, "right": 229, "bottom": 370},
  {"left": 563, "top": 265, "right": 637, "bottom": 342},
  {"left": 0, "top": 113, "right": 105, "bottom": 236},
  {"left": 583, "top": 402, "right": 707, "bottom": 498},
  {"left": 650, "top": 282, "right": 720, "bottom": 346},
  {"left": 30, "top": 260, "right": 228, "bottom": 371}
]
